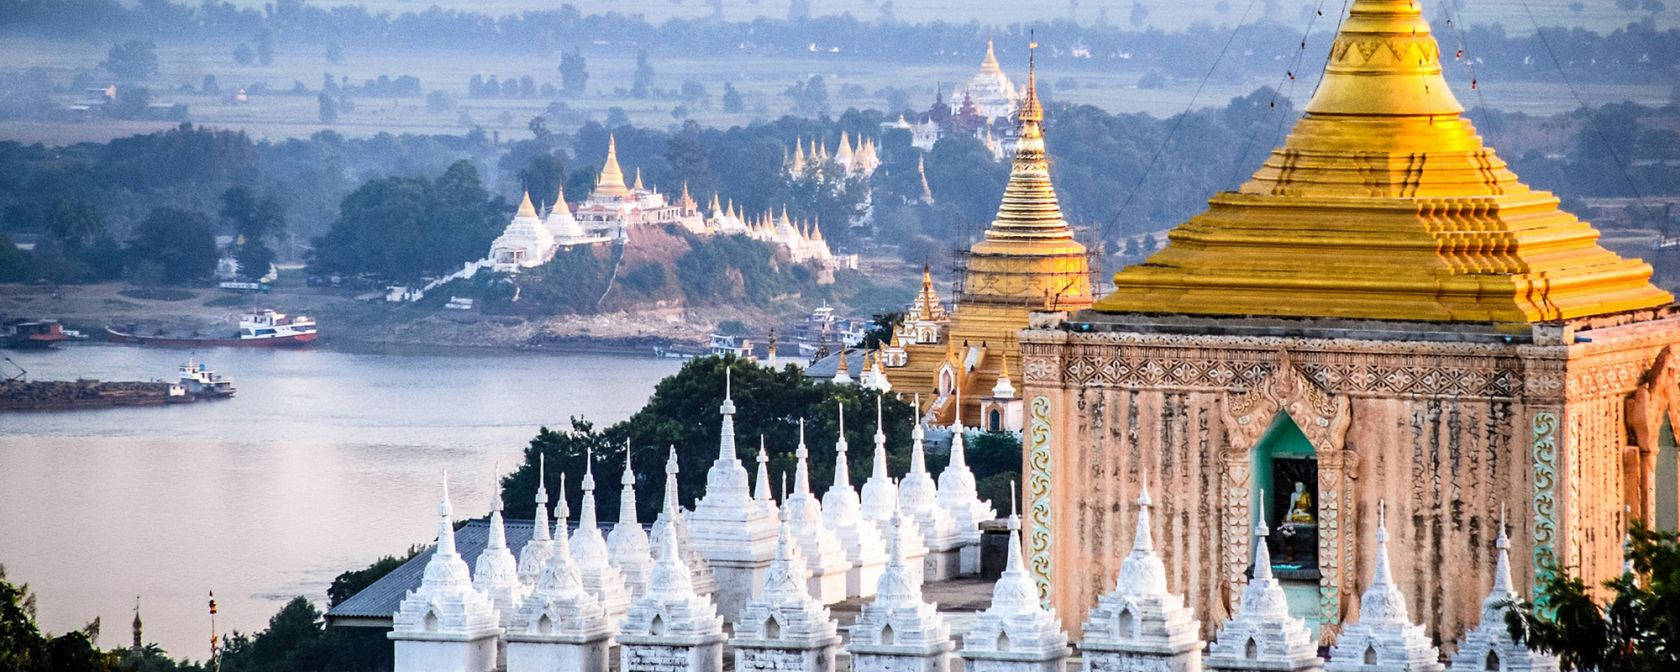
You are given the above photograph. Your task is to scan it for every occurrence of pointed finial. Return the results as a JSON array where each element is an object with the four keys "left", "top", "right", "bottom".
[
  {"left": 490, "top": 462, "right": 503, "bottom": 513},
  {"left": 536, "top": 454, "right": 548, "bottom": 500},
  {"left": 623, "top": 438, "right": 636, "bottom": 486}
]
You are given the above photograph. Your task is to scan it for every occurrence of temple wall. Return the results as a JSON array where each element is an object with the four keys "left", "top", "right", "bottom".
[{"left": 1020, "top": 314, "right": 1680, "bottom": 646}]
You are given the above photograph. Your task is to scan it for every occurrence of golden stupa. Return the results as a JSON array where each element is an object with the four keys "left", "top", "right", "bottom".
[
  {"left": 884, "top": 46, "right": 1093, "bottom": 422},
  {"left": 1094, "top": 0, "right": 1671, "bottom": 323},
  {"left": 591, "top": 134, "right": 631, "bottom": 200}
]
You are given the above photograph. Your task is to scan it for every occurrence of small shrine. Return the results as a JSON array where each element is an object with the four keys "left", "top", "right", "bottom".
[
  {"left": 389, "top": 475, "right": 503, "bottom": 672},
  {"left": 504, "top": 495, "right": 614, "bottom": 672},
  {"left": 617, "top": 523, "right": 728, "bottom": 672},
  {"left": 1446, "top": 510, "right": 1558, "bottom": 672},
  {"left": 898, "top": 414, "right": 964, "bottom": 580},
  {"left": 782, "top": 419, "right": 854, "bottom": 604},
  {"left": 1203, "top": 499, "right": 1323, "bottom": 672},
  {"left": 820, "top": 402, "right": 889, "bottom": 598},
  {"left": 570, "top": 454, "right": 632, "bottom": 627},
  {"left": 1324, "top": 502, "right": 1444, "bottom": 672},
  {"left": 730, "top": 506, "right": 843, "bottom": 672},
  {"left": 1078, "top": 482, "right": 1203, "bottom": 672},
  {"left": 959, "top": 493, "right": 1070, "bottom": 672},
  {"left": 845, "top": 513, "right": 955, "bottom": 672},
  {"left": 686, "top": 369, "right": 780, "bottom": 619}
]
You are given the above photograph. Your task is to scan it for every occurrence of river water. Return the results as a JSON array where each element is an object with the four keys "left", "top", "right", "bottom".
[{"left": 0, "top": 344, "right": 678, "bottom": 659}]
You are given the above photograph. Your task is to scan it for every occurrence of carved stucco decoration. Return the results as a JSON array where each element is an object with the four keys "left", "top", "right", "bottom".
[
  {"left": 1218, "top": 349, "right": 1356, "bottom": 644},
  {"left": 1624, "top": 345, "right": 1680, "bottom": 525}
]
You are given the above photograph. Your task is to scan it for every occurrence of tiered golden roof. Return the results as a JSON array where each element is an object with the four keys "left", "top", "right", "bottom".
[
  {"left": 593, "top": 134, "right": 631, "bottom": 199},
  {"left": 883, "top": 45, "right": 1092, "bottom": 423},
  {"left": 1094, "top": 0, "right": 1670, "bottom": 323}
]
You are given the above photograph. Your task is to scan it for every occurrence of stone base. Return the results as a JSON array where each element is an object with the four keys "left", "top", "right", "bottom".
[
  {"left": 853, "top": 651, "right": 949, "bottom": 672},
  {"left": 809, "top": 566, "right": 850, "bottom": 605},
  {"left": 1082, "top": 649, "right": 1201, "bottom": 672},
  {"left": 392, "top": 635, "right": 500, "bottom": 672},
  {"left": 924, "top": 548, "right": 963, "bottom": 582},
  {"left": 958, "top": 542, "right": 981, "bottom": 575},
  {"left": 708, "top": 560, "right": 772, "bottom": 622},
  {"left": 736, "top": 644, "right": 838, "bottom": 672},
  {"left": 1205, "top": 655, "right": 1323, "bottom": 672},
  {"left": 848, "top": 560, "right": 886, "bottom": 599},
  {"left": 505, "top": 639, "right": 611, "bottom": 672},
  {"left": 620, "top": 640, "right": 725, "bottom": 672},
  {"left": 965, "top": 654, "right": 1068, "bottom": 672}
]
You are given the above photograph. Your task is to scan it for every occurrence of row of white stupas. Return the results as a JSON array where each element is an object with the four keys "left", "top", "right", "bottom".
[
  {"left": 487, "top": 134, "right": 841, "bottom": 273},
  {"left": 785, "top": 130, "right": 881, "bottom": 180},
  {"left": 389, "top": 369, "right": 1559, "bottom": 672}
]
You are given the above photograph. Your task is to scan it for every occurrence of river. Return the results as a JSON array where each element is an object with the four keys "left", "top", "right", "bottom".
[{"left": 0, "top": 343, "right": 679, "bottom": 659}]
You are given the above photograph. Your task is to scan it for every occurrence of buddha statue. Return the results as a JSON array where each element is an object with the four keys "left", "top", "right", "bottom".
[{"left": 1285, "top": 482, "right": 1314, "bottom": 525}]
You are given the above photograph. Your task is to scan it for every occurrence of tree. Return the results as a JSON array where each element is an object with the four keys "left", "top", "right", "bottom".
[
  {"left": 42, "top": 200, "right": 106, "bottom": 254},
  {"left": 784, "top": 74, "right": 829, "bottom": 115},
  {"left": 317, "top": 93, "right": 337, "bottom": 123},
  {"left": 254, "top": 30, "right": 274, "bottom": 66},
  {"left": 631, "top": 49, "right": 654, "bottom": 98},
  {"left": 200, "top": 75, "right": 220, "bottom": 95},
  {"left": 559, "top": 48, "right": 588, "bottom": 95},
  {"left": 681, "top": 80, "right": 707, "bottom": 101},
  {"left": 721, "top": 82, "right": 743, "bottom": 113},
  {"left": 0, "top": 233, "right": 28, "bottom": 283},
  {"left": 233, "top": 43, "right": 255, "bottom": 66},
  {"left": 517, "top": 152, "right": 566, "bottom": 204},
  {"left": 324, "top": 42, "right": 343, "bottom": 64},
  {"left": 0, "top": 564, "right": 127, "bottom": 672},
  {"left": 102, "top": 41, "right": 158, "bottom": 81},
  {"left": 1506, "top": 523, "right": 1679, "bottom": 672},
  {"left": 127, "top": 208, "right": 217, "bottom": 284},
  {"left": 309, "top": 161, "right": 502, "bottom": 281},
  {"left": 1130, "top": 0, "right": 1150, "bottom": 26}
]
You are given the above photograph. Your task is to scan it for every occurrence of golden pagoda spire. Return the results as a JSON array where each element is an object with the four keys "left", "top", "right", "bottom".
[
  {"left": 792, "top": 139, "right": 806, "bottom": 172},
  {"left": 516, "top": 189, "right": 537, "bottom": 217},
  {"left": 553, "top": 183, "right": 567, "bottom": 208},
  {"left": 632, "top": 168, "right": 644, "bottom": 192},
  {"left": 980, "top": 35, "right": 1003, "bottom": 75},
  {"left": 1094, "top": 0, "right": 1671, "bottom": 323},
  {"left": 594, "top": 134, "right": 630, "bottom": 199},
  {"left": 977, "top": 39, "right": 1072, "bottom": 243},
  {"left": 811, "top": 221, "right": 824, "bottom": 242}
]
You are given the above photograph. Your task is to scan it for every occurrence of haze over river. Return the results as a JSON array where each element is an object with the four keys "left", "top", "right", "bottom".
[{"left": 0, "top": 344, "right": 679, "bottom": 659}]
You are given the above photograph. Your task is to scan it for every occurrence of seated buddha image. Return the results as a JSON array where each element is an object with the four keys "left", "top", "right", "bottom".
[{"left": 1285, "top": 481, "right": 1315, "bottom": 525}]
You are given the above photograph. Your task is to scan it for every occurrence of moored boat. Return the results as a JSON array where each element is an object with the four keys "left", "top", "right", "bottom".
[
  {"left": 4, "top": 319, "right": 68, "bottom": 350},
  {"left": 107, "top": 309, "right": 317, "bottom": 348},
  {"left": 178, "top": 360, "right": 235, "bottom": 399}
]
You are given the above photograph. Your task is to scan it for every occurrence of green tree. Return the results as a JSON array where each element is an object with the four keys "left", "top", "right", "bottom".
[
  {"left": 631, "top": 50, "right": 654, "bottom": 98},
  {"left": 518, "top": 152, "right": 566, "bottom": 203},
  {"left": 0, "top": 565, "right": 129, "bottom": 672},
  {"left": 324, "top": 42, "right": 343, "bottom": 64},
  {"left": 316, "top": 93, "right": 337, "bottom": 123},
  {"left": 0, "top": 233, "right": 29, "bottom": 282},
  {"left": 254, "top": 30, "right": 274, "bottom": 66},
  {"left": 721, "top": 82, "right": 743, "bottom": 113},
  {"left": 127, "top": 208, "right": 217, "bottom": 284},
  {"left": 102, "top": 41, "right": 158, "bottom": 81},
  {"left": 559, "top": 48, "right": 588, "bottom": 95},
  {"left": 309, "top": 161, "right": 502, "bottom": 281},
  {"left": 233, "top": 43, "right": 255, "bottom": 66},
  {"left": 1507, "top": 523, "right": 1680, "bottom": 672}
]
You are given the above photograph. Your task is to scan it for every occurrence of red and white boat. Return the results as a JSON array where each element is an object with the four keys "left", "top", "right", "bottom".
[{"left": 107, "top": 310, "right": 318, "bottom": 347}]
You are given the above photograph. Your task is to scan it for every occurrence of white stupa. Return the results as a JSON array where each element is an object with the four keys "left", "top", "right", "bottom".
[
  {"left": 1447, "top": 509, "right": 1558, "bottom": 672},
  {"left": 471, "top": 468, "right": 527, "bottom": 630},
  {"left": 570, "top": 451, "right": 632, "bottom": 628},
  {"left": 1325, "top": 501, "right": 1444, "bottom": 672},
  {"left": 516, "top": 455, "right": 555, "bottom": 587},
  {"left": 607, "top": 442, "right": 654, "bottom": 598},
  {"left": 389, "top": 473, "right": 503, "bottom": 672},
  {"left": 504, "top": 490, "right": 614, "bottom": 672},
  {"left": 1204, "top": 495, "right": 1323, "bottom": 672},
  {"left": 730, "top": 502, "right": 842, "bottom": 672},
  {"left": 859, "top": 395, "right": 901, "bottom": 531},
  {"left": 898, "top": 410, "right": 964, "bottom": 581},
  {"left": 686, "top": 367, "right": 780, "bottom": 619},
  {"left": 783, "top": 419, "right": 853, "bottom": 604},
  {"left": 617, "top": 514, "right": 728, "bottom": 672},
  {"left": 821, "top": 401, "right": 889, "bottom": 599},
  {"left": 489, "top": 190, "right": 557, "bottom": 271},
  {"left": 960, "top": 489, "right": 1070, "bottom": 672},
  {"left": 1079, "top": 482, "right": 1203, "bottom": 672},
  {"left": 845, "top": 511, "right": 954, "bottom": 672},
  {"left": 882, "top": 478, "right": 930, "bottom": 588},
  {"left": 656, "top": 446, "right": 719, "bottom": 599},
  {"left": 754, "top": 436, "right": 781, "bottom": 521},
  {"left": 937, "top": 393, "right": 996, "bottom": 573}
]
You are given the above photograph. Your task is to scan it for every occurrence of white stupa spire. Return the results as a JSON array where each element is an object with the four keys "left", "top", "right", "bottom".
[
  {"left": 782, "top": 418, "right": 852, "bottom": 604},
  {"left": 845, "top": 509, "right": 953, "bottom": 669},
  {"left": 1079, "top": 476, "right": 1203, "bottom": 671},
  {"left": 607, "top": 440, "right": 654, "bottom": 597},
  {"left": 517, "top": 455, "right": 555, "bottom": 586},
  {"left": 473, "top": 465, "right": 527, "bottom": 626},
  {"left": 859, "top": 394, "right": 900, "bottom": 527},
  {"left": 1326, "top": 500, "right": 1443, "bottom": 672},
  {"left": 617, "top": 507, "right": 728, "bottom": 672},
  {"left": 754, "top": 435, "right": 779, "bottom": 519},
  {"left": 570, "top": 448, "right": 631, "bottom": 627},
  {"left": 656, "top": 445, "right": 719, "bottom": 599},
  {"left": 898, "top": 397, "right": 962, "bottom": 572},
  {"left": 937, "top": 399, "right": 996, "bottom": 548},
  {"left": 1447, "top": 505, "right": 1559, "bottom": 672},
  {"left": 390, "top": 471, "right": 501, "bottom": 655},
  {"left": 962, "top": 486, "right": 1069, "bottom": 669},
  {"left": 730, "top": 492, "right": 841, "bottom": 670},
  {"left": 506, "top": 465, "right": 613, "bottom": 666},
  {"left": 1204, "top": 492, "right": 1323, "bottom": 672},
  {"left": 687, "top": 364, "right": 779, "bottom": 619},
  {"left": 822, "top": 400, "right": 889, "bottom": 599}
]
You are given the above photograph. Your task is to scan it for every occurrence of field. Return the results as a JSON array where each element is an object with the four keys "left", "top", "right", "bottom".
[{"left": 2, "top": 28, "right": 1673, "bottom": 147}]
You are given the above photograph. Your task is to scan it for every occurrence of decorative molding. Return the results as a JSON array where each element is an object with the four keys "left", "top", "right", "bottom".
[
  {"left": 1532, "top": 410, "right": 1559, "bottom": 598},
  {"left": 1027, "top": 395, "right": 1054, "bottom": 606}
]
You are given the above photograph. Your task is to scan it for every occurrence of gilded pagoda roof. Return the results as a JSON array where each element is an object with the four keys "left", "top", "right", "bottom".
[
  {"left": 1093, "top": 0, "right": 1671, "bottom": 324},
  {"left": 592, "top": 134, "right": 631, "bottom": 200}
]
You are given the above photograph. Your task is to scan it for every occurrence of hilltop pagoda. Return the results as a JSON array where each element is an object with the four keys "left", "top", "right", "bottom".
[
  {"left": 882, "top": 46, "right": 1093, "bottom": 426},
  {"left": 1020, "top": 0, "right": 1680, "bottom": 645}
]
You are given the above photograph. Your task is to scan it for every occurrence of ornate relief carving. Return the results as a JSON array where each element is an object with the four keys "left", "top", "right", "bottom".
[
  {"left": 1532, "top": 411, "right": 1559, "bottom": 595},
  {"left": 1027, "top": 395, "right": 1054, "bottom": 605},
  {"left": 1625, "top": 345, "right": 1680, "bottom": 525}
]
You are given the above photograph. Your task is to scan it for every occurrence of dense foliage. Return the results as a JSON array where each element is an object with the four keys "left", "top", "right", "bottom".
[
  {"left": 308, "top": 160, "right": 505, "bottom": 282},
  {"left": 498, "top": 355, "right": 1022, "bottom": 523},
  {"left": 1506, "top": 524, "right": 1680, "bottom": 672}
]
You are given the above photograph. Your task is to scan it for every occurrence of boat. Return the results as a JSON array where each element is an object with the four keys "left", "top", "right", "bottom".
[
  {"left": 3, "top": 319, "right": 68, "bottom": 350},
  {"left": 107, "top": 309, "right": 318, "bottom": 348},
  {"left": 177, "top": 360, "right": 235, "bottom": 399}
]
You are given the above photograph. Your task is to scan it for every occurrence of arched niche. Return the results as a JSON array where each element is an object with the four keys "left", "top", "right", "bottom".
[{"left": 1626, "top": 345, "right": 1680, "bottom": 530}]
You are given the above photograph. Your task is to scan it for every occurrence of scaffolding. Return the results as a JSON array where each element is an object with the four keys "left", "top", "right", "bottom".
[{"left": 947, "top": 247, "right": 1106, "bottom": 312}]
